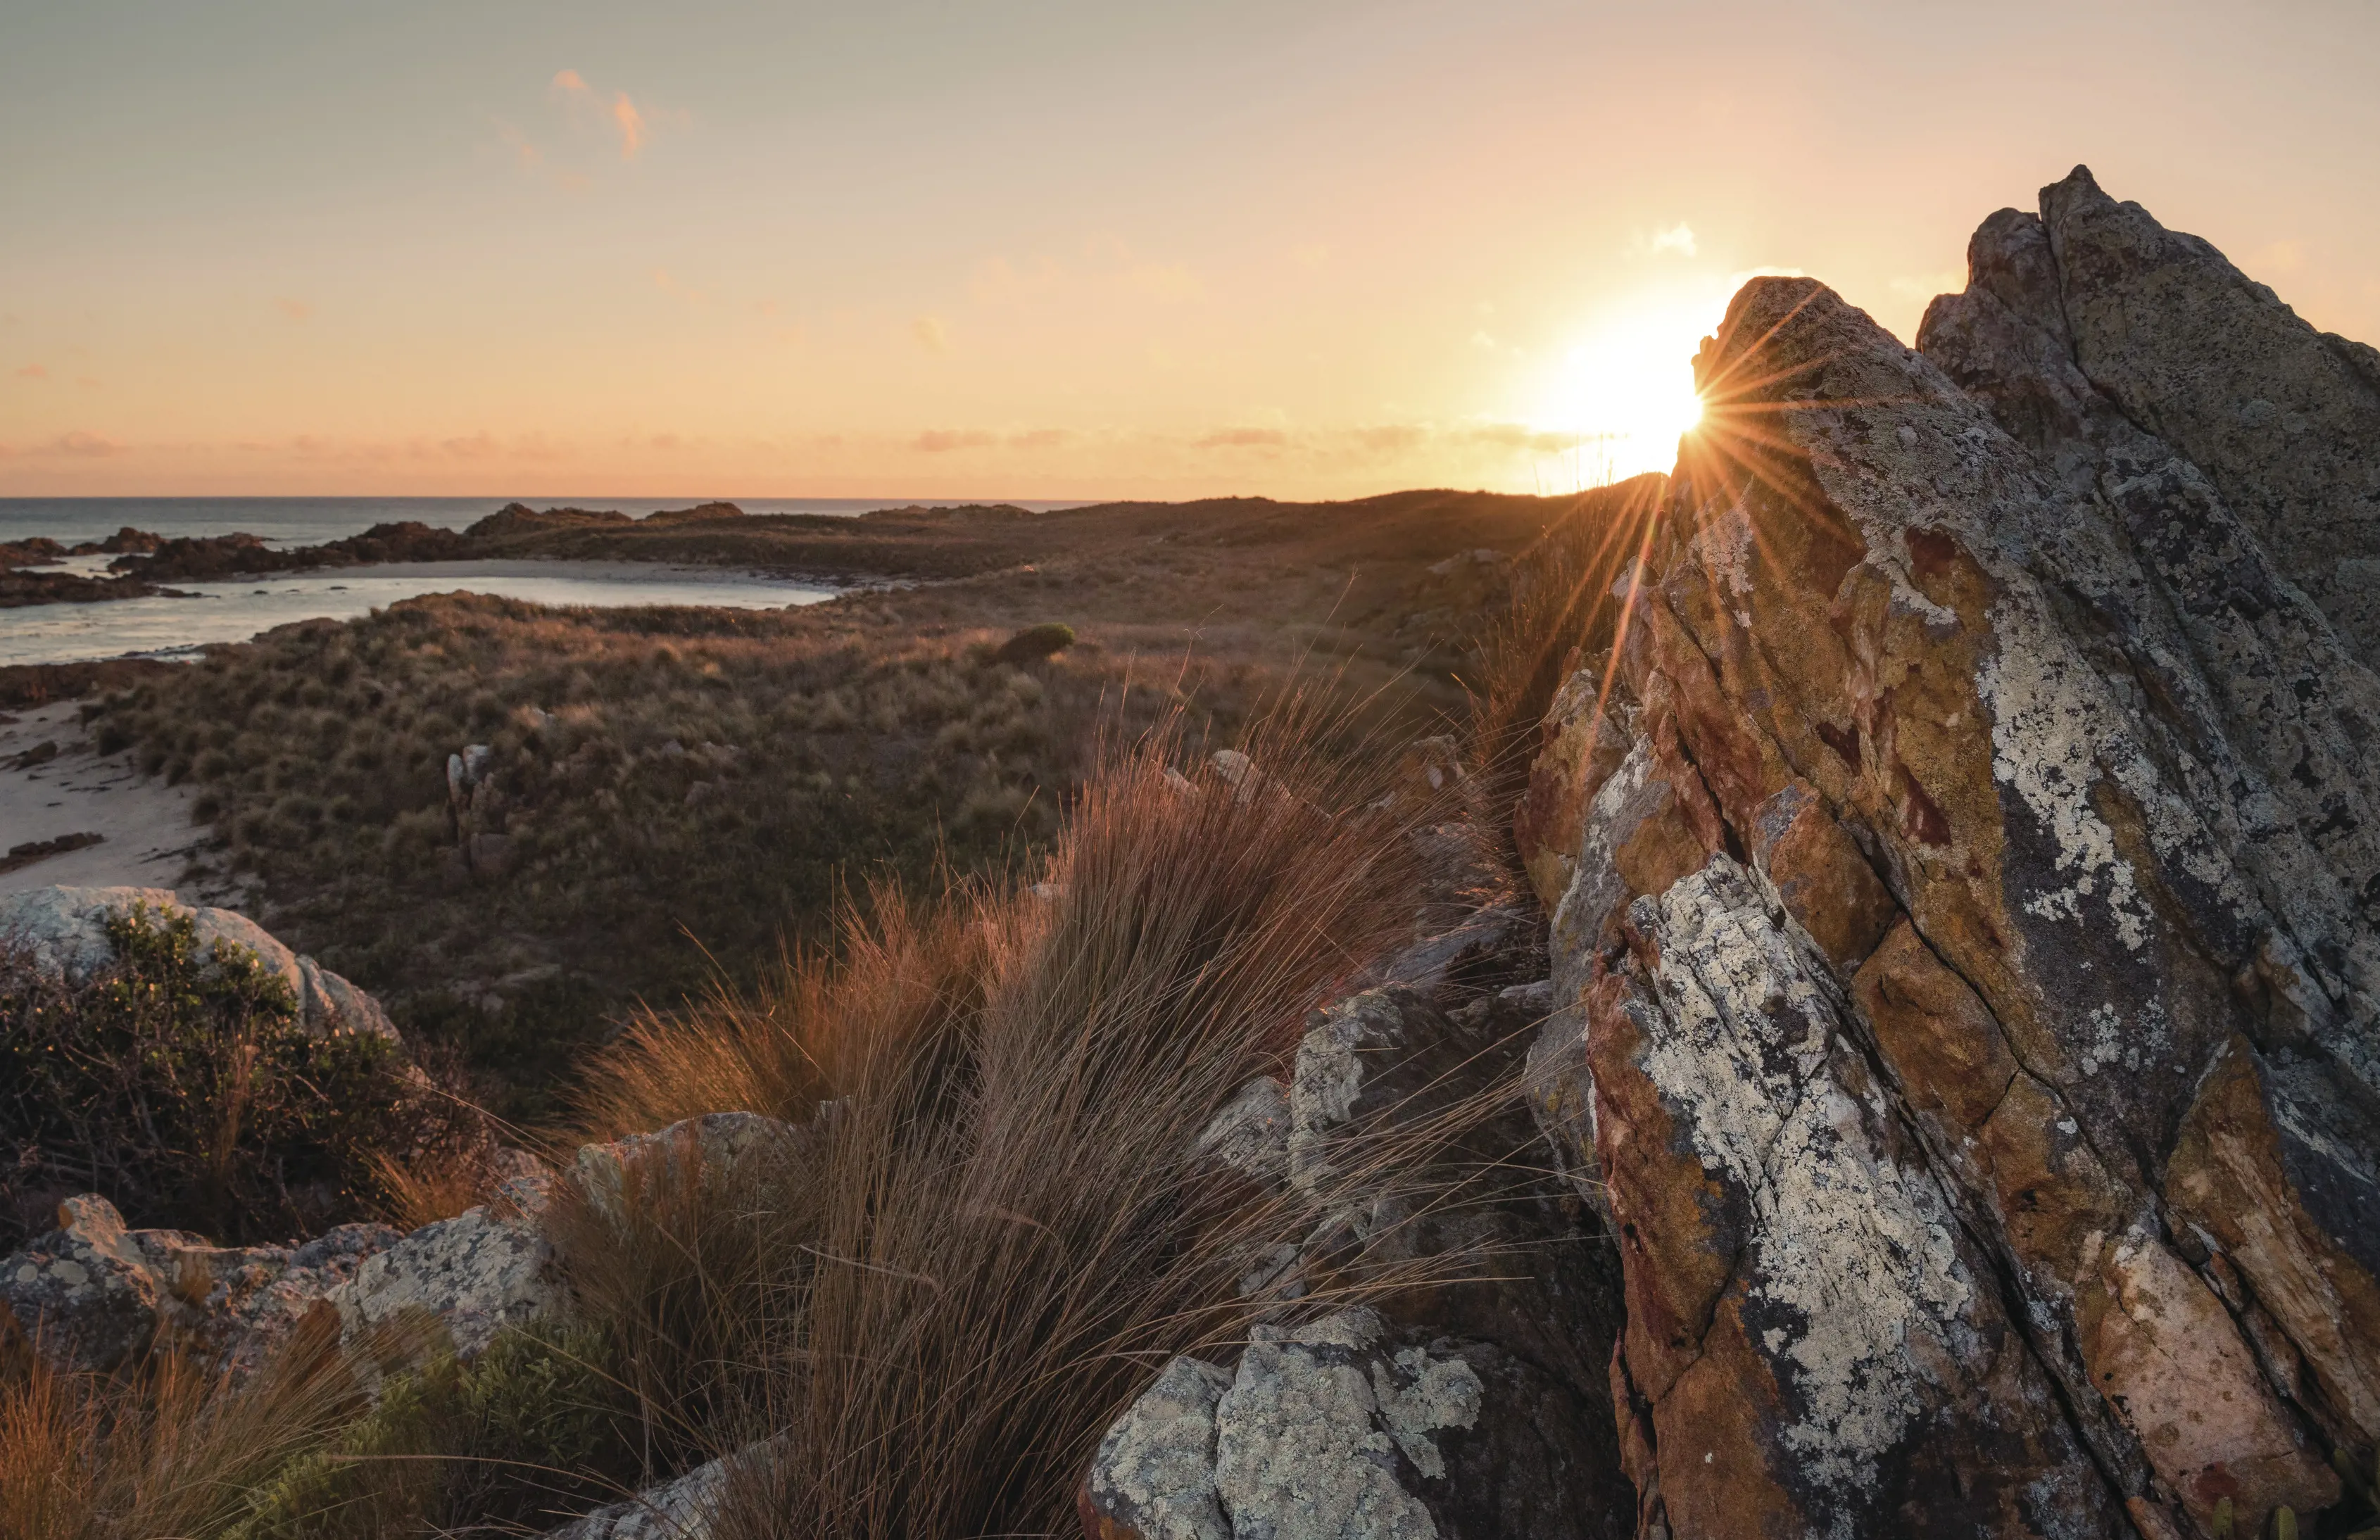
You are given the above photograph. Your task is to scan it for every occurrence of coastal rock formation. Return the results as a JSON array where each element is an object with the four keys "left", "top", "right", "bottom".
[
  {"left": 1511, "top": 167, "right": 2379, "bottom": 1537},
  {"left": 0, "top": 884, "right": 398, "bottom": 1040}
]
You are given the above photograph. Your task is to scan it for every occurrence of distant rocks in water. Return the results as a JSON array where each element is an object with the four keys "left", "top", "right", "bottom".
[
  {"left": 465, "top": 500, "right": 747, "bottom": 539},
  {"left": 639, "top": 500, "right": 747, "bottom": 526}
]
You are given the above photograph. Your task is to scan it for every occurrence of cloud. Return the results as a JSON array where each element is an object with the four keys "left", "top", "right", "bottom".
[
  {"left": 32, "top": 429, "right": 127, "bottom": 458},
  {"left": 610, "top": 96, "right": 646, "bottom": 159},
  {"left": 1007, "top": 428, "right": 1070, "bottom": 449},
  {"left": 552, "top": 68, "right": 651, "bottom": 159},
  {"left": 912, "top": 315, "right": 949, "bottom": 353},
  {"left": 275, "top": 298, "right": 313, "bottom": 322},
  {"left": 914, "top": 429, "right": 995, "bottom": 453},
  {"left": 1354, "top": 425, "right": 1425, "bottom": 454},
  {"left": 15, "top": 363, "right": 46, "bottom": 380},
  {"left": 1648, "top": 223, "right": 1698, "bottom": 258},
  {"left": 1195, "top": 428, "right": 1288, "bottom": 450}
]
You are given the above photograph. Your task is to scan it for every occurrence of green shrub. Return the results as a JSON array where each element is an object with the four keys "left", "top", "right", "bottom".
[
  {"left": 228, "top": 1322, "right": 643, "bottom": 1539},
  {"left": 993, "top": 621, "right": 1076, "bottom": 664},
  {"left": 0, "top": 904, "right": 477, "bottom": 1246}
]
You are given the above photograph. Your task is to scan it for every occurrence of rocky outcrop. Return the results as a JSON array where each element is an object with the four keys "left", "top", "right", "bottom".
[
  {"left": 0, "top": 885, "right": 398, "bottom": 1040},
  {"left": 1511, "top": 168, "right": 2379, "bottom": 1537},
  {"left": 1, "top": 1193, "right": 396, "bottom": 1375},
  {"left": 1083, "top": 807, "right": 1635, "bottom": 1540},
  {"left": 4, "top": 1105, "right": 800, "bottom": 1384}
]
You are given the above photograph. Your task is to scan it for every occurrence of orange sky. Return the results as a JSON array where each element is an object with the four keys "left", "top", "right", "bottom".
[{"left": 5, "top": 1, "right": 2376, "bottom": 500}]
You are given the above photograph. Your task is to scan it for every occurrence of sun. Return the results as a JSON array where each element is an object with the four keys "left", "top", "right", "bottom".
[{"left": 1528, "top": 292, "right": 1717, "bottom": 484}]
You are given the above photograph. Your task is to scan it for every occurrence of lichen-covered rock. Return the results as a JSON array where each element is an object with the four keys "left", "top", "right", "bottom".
[
  {"left": 1, "top": 1194, "right": 179, "bottom": 1371},
  {"left": 1518, "top": 169, "right": 2377, "bottom": 1536},
  {"left": 1084, "top": 1309, "right": 1604, "bottom": 1540},
  {"left": 569, "top": 1110, "right": 802, "bottom": 1223},
  {"left": 325, "top": 1200, "right": 558, "bottom": 1362},
  {"left": 0, "top": 1192, "right": 396, "bottom": 1375},
  {"left": 544, "top": 1449, "right": 733, "bottom": 1540},
  {"left": 0, "top": 885, "right": 398, "bottom": 1040}
]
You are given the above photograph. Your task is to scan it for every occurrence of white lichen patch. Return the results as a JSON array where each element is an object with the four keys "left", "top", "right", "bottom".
[
  {"left": 1691, "top": 497, "right": 1761, "bottom": 630},
  {"left": 1087, "top": 1355, "right": 1236, "bottom": 1540},
  {"left": 1642, "top": 859, "right": 1977, "bottom": 1508},
  {"left": 1214, "top": 1325, "right": 1440, "bottom": 1540},
  {"left": 1975, "top": 619, "right": 2155, "bottom": 952},
  {"left": 1372, "top": 1347, "right": 1483, "bottom": 1481}
]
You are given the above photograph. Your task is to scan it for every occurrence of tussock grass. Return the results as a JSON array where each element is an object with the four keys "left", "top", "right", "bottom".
[
  {"left": 0, "top": 1311, "right": 363, "bottom": 1540},
  {"left": 541, "top": 707, "right": 1507, "bottom": 1537}
]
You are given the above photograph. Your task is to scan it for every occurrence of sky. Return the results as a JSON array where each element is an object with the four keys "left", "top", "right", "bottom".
[{"left": 4, "top": 1, "right": 2376, "bottom": 501}]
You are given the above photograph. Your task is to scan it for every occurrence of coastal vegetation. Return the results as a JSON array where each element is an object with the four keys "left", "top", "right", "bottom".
[{"left": 81, "top": 486, "right": 1647, "bottom": 1117}]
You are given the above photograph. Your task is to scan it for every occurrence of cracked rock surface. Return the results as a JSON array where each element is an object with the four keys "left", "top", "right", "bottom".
[{"left": 1514, "top": 166, "right": 2378, "bottom": 1537}]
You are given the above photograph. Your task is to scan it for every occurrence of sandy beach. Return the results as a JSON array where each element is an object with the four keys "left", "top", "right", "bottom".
[{"left": 0, "top": 700, "right": 238, "bottom": 902}]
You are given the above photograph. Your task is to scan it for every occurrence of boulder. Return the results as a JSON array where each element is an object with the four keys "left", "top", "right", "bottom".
[
  {"left": 325, "top": 1195, "right": 558, "bottom": 1365},
  {"left": 1, "top": 1193, "right": 397, "bottom": 1375},
  {"left": 543, "top": 1449, "right": 733, "bottom": 1540},
  {"left": 570, "top": 1110, "right": 804, "bottom": 1224},
  {"left": 1514, "top": 169, "right": 2378, "bottom": 1536},
  {"left": 1082, "top": 1308, "right": 1614, "bottom": 1540},
  {"left": 1089, "top": 870, "right": 1632, "bottom": 1537},
  {"left": 0, "top": 885, "right": 398, "bottom": 1040}
]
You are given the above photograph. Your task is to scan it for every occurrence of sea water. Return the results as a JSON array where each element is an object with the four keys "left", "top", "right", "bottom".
[{"left": 0, "top": 496, "right": 1081, "bottom": 667}]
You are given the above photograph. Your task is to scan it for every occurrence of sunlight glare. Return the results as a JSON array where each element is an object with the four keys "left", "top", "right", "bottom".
[{"left": 1529, "top": 294, "right": 1717, "bottom": 485}]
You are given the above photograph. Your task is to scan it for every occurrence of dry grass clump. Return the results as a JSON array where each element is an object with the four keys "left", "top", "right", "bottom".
[
  {"left": 541, "top": 708, "right": 1505, "bottom": 1539},
  {"left": 0, "top": 1311, "right": 362, "bottom": 1540}
]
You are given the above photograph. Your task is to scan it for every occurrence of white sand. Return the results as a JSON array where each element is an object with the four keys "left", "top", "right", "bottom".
[{"left": 0, "top": 702, "right": 241, "bottom": 902}]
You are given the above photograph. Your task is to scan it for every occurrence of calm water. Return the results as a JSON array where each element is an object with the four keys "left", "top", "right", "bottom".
[{"left": 0, "top": 496, "right": 1083, "bottom": 667}]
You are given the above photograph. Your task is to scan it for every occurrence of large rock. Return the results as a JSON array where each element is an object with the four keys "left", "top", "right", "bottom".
[
  {"left": 1082, "top": 1308, "right": 1613, "bottom": 1540},
  {"left": 326, "top": 1197, "right": 559, "bottom": 1364},
  {"left": 1, "top": 1193, "right": 397, "bottom": 1375},
  {"left": 0, "top": 885, "right": 398, "bottom": 1040},
  {"left": 1516, "top": 171, "right": 2379, "bottom": 1536}
]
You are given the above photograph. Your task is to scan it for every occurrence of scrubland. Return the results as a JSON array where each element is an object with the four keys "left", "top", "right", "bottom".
[{"left": 83, "top": 486, "right": 1649, "bottom": 1117}]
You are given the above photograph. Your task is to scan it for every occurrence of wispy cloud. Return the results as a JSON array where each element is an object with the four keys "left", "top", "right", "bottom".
[
  {"left": 912, "top": 315, "right": 949, "bottom": 353},
  {"left": 553, "top": 68, "right": 652, "bottom": 160},
  {"left": 275, "top": 298, "right": 313, "bottom": 322},
  {"left": 914, "top": 429, "right": 994, "bottom": 452},
  {"left": 1647, "top": 222, "right": 1698, "bottom": 258},
  {"left": 14, "top": 363, "right": 46, "bottom": 380},
  {"left": 21, "top": 429, "right": 127, "bottom": 458},
  {"left": 1195, "top": 427, "right": 1288, "bottom": 450}
]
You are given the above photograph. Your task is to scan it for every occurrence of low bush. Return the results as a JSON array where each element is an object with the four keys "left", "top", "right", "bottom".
[
  {"left": 992, "top": 620, "right": 1075, "bottom": 664},
  {"left": 0, "top": 904, "right": 478, "bottom": 1247}
]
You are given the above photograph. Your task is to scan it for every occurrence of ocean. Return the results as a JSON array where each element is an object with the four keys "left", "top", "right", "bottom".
[{"left": 0, "top": 496, "right": 1083, "bottom": 668}]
